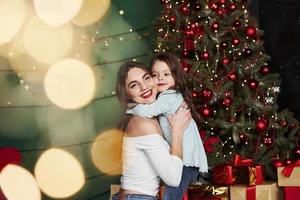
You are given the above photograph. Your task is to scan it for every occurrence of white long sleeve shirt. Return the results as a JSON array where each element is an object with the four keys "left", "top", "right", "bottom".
[{"left": 120, "top": 134, "right": 183, "bottom": 196}]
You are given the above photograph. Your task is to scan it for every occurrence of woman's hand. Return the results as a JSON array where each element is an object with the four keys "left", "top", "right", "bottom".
[
  {"left": 168, "top": 102, "right": 191, "bottom": 158},
  {"left": 168, "top": 102, "right": 191, "bottom": 135}
]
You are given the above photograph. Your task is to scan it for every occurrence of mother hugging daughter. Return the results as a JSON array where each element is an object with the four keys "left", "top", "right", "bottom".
[{"left": 112, "top": 52, "right": 208, "bottom": 200}]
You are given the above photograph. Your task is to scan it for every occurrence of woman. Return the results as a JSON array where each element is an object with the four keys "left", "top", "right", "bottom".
[{"left": 112, "top": 61, "right": 191, "bottom": 200}]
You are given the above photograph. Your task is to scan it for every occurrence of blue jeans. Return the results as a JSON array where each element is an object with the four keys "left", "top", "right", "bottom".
[
  {"left": 163, "top": 166, "right": 199, "bottom": 200},
  {"left": 111, "top": 193, "right": 157, "bottom": 200}
]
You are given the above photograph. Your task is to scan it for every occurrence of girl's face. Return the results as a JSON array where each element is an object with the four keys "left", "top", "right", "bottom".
[
  {"left": 125, "top": 67, "right": 157, "bottom": 104},
  {"left": 151, "top": 60, "right": 175, "bottom": 92}
]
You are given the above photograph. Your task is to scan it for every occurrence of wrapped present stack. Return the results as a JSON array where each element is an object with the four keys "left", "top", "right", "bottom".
[
  {"left": 277, "top": 160, "right": 300, "bottom": 200},
  {"left": 188, "top": 154, "right": 279, "bottom": 200}
]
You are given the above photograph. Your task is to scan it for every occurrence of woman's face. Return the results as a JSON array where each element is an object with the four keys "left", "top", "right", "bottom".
[{"left": 125, "top": 67, "right": 157, "bottom": 104}]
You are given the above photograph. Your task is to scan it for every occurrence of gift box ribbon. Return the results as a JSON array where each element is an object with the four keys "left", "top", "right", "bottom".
[
  {"left": 282, "top": 160, "right": 300, "bottom": 177},
  {"left": 187, "top": 185, "right": 229, "bottom": 200},
  {"left": 233, "top": 154, "right": 253, "bottom": 166},
  {"left": 246, "top": 186, "right": 256, "bottom": 200}
]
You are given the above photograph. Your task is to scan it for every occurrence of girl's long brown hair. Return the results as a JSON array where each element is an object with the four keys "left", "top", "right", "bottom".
[{"left": 150, "top": 52, "right": 203, "bottom": 125}]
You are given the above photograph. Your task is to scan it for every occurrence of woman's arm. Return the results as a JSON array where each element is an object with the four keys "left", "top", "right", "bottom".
[
  {"left": 168, "top": 104, "right": 191, "bottom": 159},
  {"left": 126, "top": 107, "right": 191, "bottom": 186}
]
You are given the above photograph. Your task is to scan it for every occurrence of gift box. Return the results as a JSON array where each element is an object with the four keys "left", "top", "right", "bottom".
[
  {"left": 230, "top": 182, "right": 279, "bottom": 200},
  {"left": 213, "top": 155, "right": 264, "bottom": 186},
  {"left": 277, "top": 160, "right": 300, "bottom": 186},
  {"left": 283, "top": 186, "right": 300, "bottom": 200},
  {"left": 110, "top": 184, "right": 120, "bottom": 199},
  {"left": 187, "top": 184, "right": 229, "bottom": 200},
  {"left": 213, "top": 165, "right": 264, "bottom": 186}
]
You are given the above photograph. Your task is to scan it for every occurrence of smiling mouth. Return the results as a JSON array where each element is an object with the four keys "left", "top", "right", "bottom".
[
  {"left": 157, "top": 83, "right": 167, "bottom": 86},
  {"left": 141, "top": 89, "right": 153, "bottom": 98}
]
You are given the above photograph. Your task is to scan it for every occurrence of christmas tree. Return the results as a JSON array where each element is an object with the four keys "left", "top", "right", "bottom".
[{"left": 154, "top": 0, "right": 300, "bottom": 179}]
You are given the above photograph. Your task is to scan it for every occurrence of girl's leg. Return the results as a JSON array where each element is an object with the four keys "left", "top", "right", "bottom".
[{"left": 163, "top": 166, "right": 199, "bottom": 200}]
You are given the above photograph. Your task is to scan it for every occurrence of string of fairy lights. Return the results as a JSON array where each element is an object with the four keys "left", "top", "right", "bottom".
[{"left": 0, "top": 24, "right": 153, "bottom": 108}]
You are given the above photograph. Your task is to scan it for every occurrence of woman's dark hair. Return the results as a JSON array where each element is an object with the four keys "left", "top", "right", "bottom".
[
  {"left": 115, "top": 61, "right": 150, "bottom": 131},
  {"left": 150, "top": 52, "right": 202, "bottom": 125}
]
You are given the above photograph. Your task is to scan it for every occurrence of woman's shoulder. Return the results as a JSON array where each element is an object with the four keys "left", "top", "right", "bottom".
[{"left": 126, "top": 116, "right": 161, "bottom": 137}]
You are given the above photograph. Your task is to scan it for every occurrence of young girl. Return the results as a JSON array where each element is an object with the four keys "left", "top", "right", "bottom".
[{"left": 126, "top": 52, "right": 208, "bottom": 200}]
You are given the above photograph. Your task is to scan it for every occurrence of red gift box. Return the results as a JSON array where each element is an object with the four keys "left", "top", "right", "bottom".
[
  {"left": 213, "top": 155, "right": 264, "bottom": 186},
  {"left": 283, "top": 186, "right": 300, "bottom": 200}
]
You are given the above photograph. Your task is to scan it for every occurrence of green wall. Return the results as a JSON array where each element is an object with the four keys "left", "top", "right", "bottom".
[{"left": 0, "top": 1, "right": 162, "bottom": 199}]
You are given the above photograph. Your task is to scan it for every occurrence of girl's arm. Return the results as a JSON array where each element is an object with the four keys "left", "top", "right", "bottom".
[{"left": 126, "top": 91, "right": 183, "bottom": 118}]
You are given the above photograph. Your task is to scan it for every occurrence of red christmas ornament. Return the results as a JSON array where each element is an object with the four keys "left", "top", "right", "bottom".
[
  {"left": 199, "top": 106, "right": 213, "bottom": 118},
  {"left": 294, "top": 146, "right": 300, "bottom": 159},
  {"left": 183, "top": 37, "right": 194, "bottom": 52},
  {"left": 169, "top": 16, "right": 176, "bottom": 24},
  {"left": 219, "top": 0, "right": 226, "bottom": 4},
  {"left": 290, "top": 123, "right": 297, "bottom": 129},
  {"left": 273, "top": 160, "right": 284, "bottom": 168},
  {"left": 208, "top": 2, "right": 218, "bottom": 10},
  {"left": 229, "top": 3, "right": 237, "bottom": 11},
  {"left": 232, "top": 20, "right": 242, "bottom": 28},
  {"left": 256, "top": 118, "right": 269, "bottom": 132},
  {"left": 194, "top": 3, "right": 201, "bottom": 11},
  {"left": 180, "top": 4, "right": 189, "bottom": 15},
  {"left": 221, "top": 97, "right": 233, "bottom": 107},
  {"left": 222, "top": 57, "right": 231, "bottom": 65},
  {"left": 220, "top": 41, "right": 228, "bottom": 49},
  {"left": 191, "top": 24, "right": 204, "bottom": 37},
  {"left": 199, "top": 129, "right": 207, "bottom": 139},
  {"left": 247, "top": 79, "right": 259, "bottom": 89},
  {"left": 180, "top": 60, "right": 192, "bottom": 73},
  {"left": 244, "top": 48, "right": 252, "bottom": 56},
  {"left": 160, "top": 0, "right": 167, "bottom": 4},
  {"left": 183, "top": 25, "right": 194, "bottom": 36},
  {"left": 259, "top": 65, "right": 270, "bottom": 75},
  {"left": 279, "top": 119, "right": 288, "bottom": 127},
  {"left": 216, "top": 7, "right": 226, "bottom": 15},
  {"left": 201, "top": 51, "right": 210, "bottom": 60},
  {"left": 245, "top": 26, "right": 257, "bottom": 37},
  {"left": 232, "top": 38, "right": 240, "bottom": 45},
  {"left": 211, "top": 22, "right": 219, "bottom": 31},
  {"left": 200, "top": 88, "right": 213, "bottom": 101},
  {"left": 203, "top": 136, "right": 220, "bottom": 153},
  {"left": 262, "top": 136, "right": 273, "bottom": 147},
  {"left": 239, "top": 133, "right": 247, "bottom": 143},
  {"left": 285, "top": 159, "right": 293, "bottom": 165},
  {"left": 228, "top": 70, "right": 238, "bottom": 81}
]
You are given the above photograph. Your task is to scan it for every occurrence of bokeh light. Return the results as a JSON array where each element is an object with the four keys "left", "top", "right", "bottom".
[
  {"left": 73, "top": 0, "right": 111, "bottom": 26},
  {"left": 44, "top": 58, "right": 95, "bottom": 109},
  {"left": 34, "top": 148, "right": 85, "bottom": 198},
  {"left": 33, "top": 0, "right": 83, "bottom": 27},
  {"left": 70, "top": 28, "right": 96, "bottom": 65},
  {"left": 0, "top": 164, "right": 41, "bottom": 200},
  {"left": 91, "top": 129, "right": 123, "bottom": 175},
  {"left": 0, "top": 0, "right": 27, "bottom": 45},
  {"left": 23, "top": 16, "right": 73, "bottom": 64}
]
